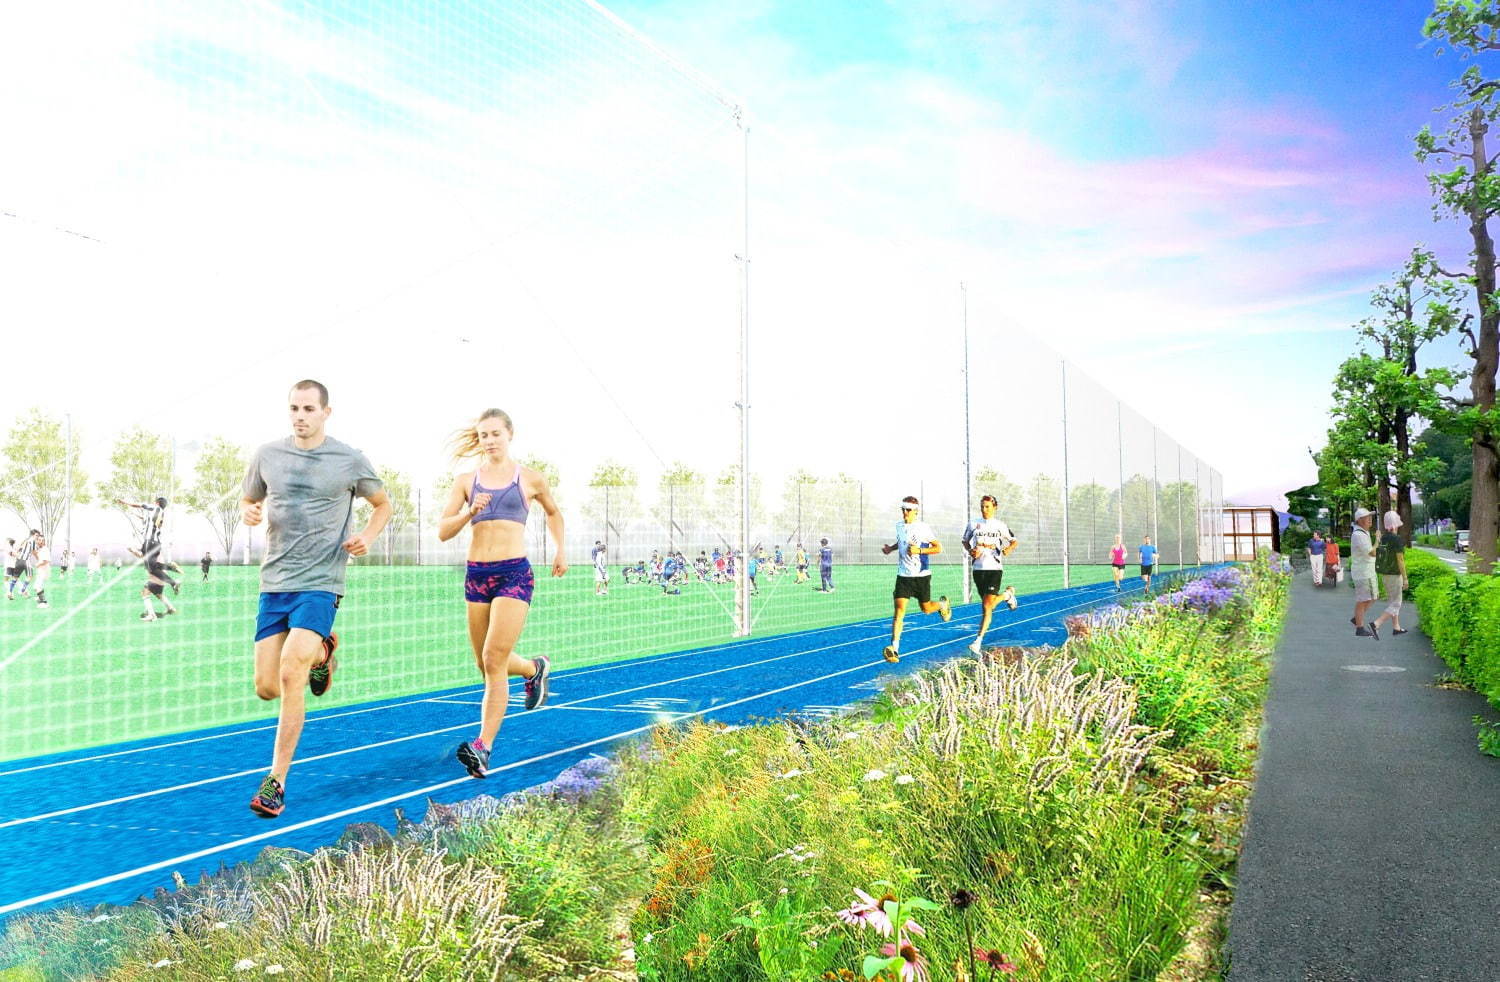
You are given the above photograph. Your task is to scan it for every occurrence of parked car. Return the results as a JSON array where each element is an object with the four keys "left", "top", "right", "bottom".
[{"left": 1456, "top": 530, "right": 1470, "bottom": 553}]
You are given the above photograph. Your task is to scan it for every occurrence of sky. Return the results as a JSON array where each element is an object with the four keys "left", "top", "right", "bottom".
[{"left": 0, "top": 0, "right": 1488, "bottom": 551}]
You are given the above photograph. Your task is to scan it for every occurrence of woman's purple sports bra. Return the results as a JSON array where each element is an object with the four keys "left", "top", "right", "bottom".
[{"left": 470, "top": 467, "right": 529, "bottom": 525}]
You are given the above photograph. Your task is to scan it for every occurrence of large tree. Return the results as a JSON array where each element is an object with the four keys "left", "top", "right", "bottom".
[
  {"left": 97, "top": 426, "right": 175, "bottom": 544},
  {"left": 585, "top": 461, "right": 639, "bottom": 555},
  {"left": 0, "top": 409, "right": 88, "bottom": 541},
  {"left": 1357, "top": 248, "right": 1463, "bottom": 541},
  {"left": 654, "top": 462, "right": 706, "bottom": 553},
  {"left": 1417, "top": 3, "right": 1500, "bottom": 570},
  {"left": 184, "top": 437, "right": 247, "bottom": 559},
  {"left": 356, "top": 467, "right": 414, "bottom": 564}
]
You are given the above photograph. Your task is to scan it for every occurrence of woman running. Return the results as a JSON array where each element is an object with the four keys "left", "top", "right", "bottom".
[
  {"left": 1110, "top": 533, "right": 1127, "bottom": 591},
  {"left": 439, "top": 408, "right": 567, "bottom": 779}
]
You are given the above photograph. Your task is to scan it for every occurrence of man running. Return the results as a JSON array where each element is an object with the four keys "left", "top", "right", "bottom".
[
  {"left": 244, "top": 380, "right": 390, "bottom": 818},
  {"left": 817, "top": 537, "right": 835, "bottom": 592},
  {"left": 1139, "top": 535, "right": 1158, "bottom": 591},
  {"left": 794, "top": 542, "right": 810, "bottom": 583},
  {"left": 201, "top": 551, "right": 214, "bottom": 581},
  {"left": 879, "top": 496, "right": 951, "bottom": 663},
  {"left": 961, "top": 494, "right": 1019, "bottom": 655},
  {"left": 118, "top": 497, "right": 179, "bottom": 620}
]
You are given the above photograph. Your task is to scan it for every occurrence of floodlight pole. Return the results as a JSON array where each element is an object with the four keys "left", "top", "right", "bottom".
[
  {"left": 1151, "top": 426, "right": 1159, "bottom": 553},
  {"left": 64, "top": 413, "right": 73, "bottom": 560},
  {"left": 734, "top": 112, "right": 752, "bottom": 638},
  {"left": 1060, "top": 362, "right": 1071, "bottom": 588},
  {"left": 961, "top": 282, "right": 972, "bottom": 605},
  {"left": 1116, "top": 402, "right": 1125, "bottom": 539}
]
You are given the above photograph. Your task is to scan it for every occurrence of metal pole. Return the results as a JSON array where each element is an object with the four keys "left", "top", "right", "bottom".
[
  {"left": 1176, "top": 446, "right": 1184, "bottom": 571},
  {"left": 1151, "top": 426, "right": 1159, "bottom": 552},
  {"left": 961, "top": 281, "right": 972, "bottom": 604},
  {"left": 1060, "top": 361, "right": 1071, "bottom": 588},
  {"left": 64, "top": 413, "right": 73, "bottom": 559},
  {"left": 1116, "top": 402, "right": 1125, "bottom": 539},
  {"left": 735, "top": 114, "right": 752, "bottom": 637},
  {"left": 858, "top": 481, "right": 864, "bottom": 565},
  {"left": 416, "top": 488, "right": 422, "bottom": 566}
]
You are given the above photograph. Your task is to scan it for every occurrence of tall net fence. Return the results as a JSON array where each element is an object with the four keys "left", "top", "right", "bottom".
[{"left": 0, "top": 0, "right": 1223, "bottom": 764}]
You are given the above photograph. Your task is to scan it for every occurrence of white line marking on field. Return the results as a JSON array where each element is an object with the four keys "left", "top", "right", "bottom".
[{"left": 0, "top": 584, "right": 1133, "bottom": 833}]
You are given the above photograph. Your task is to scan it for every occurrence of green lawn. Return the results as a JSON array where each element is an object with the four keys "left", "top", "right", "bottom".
[{"left": 0, "top": 561, "right": 1129, "bottom": 762}]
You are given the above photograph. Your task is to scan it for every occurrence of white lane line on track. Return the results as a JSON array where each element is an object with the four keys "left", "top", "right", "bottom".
[
  {"left": 0, "top": 617, "right": 980, "bottom": 828},
  {"left": 0, "top": 643, "right": 945, "bottom": 916},
  {"left": 0, "top": 587, "right": 1133, "bottom": 830},
  {"left": 5, "top": 577, "right": 1134, "bottom": 776}
]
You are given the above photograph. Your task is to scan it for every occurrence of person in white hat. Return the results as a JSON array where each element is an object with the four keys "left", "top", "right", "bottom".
[
  {"left": 1371, "top": 510, "right": 1410, "bottom": 636},
  {"left": 1350, "top": 507, "right": 1379, "bottom": 639}
]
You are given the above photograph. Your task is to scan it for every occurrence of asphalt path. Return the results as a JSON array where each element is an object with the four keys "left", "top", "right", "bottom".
[{"left": 1227, "top": 562, "right": 1500, "bottom": 981}]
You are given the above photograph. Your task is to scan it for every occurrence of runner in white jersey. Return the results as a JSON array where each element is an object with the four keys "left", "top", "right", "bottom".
[
  {"left": 3, "top": 538, "right": 18, "bottom": 598},
  {"left": 592, "top": 541, "right": 609, "bottom": 596},
  {"left": 961, "top": 494, "right": 1020, "bottom": 655},
  {"left": 878, "top": 495, "right": 952, "bottom": 663}
]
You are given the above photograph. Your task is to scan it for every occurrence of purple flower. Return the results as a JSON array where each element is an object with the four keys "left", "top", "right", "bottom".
[{"left": 836, "top": 888, "right": 894, "bottom": 936}]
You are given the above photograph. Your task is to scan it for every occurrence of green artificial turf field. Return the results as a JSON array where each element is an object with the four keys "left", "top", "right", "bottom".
[{"left": 0, "top": 560, "right": 1140, "bottom": 762}]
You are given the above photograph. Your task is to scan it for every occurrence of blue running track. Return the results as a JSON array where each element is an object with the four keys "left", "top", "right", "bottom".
[{"left": 0, "top": 571, "right": 1202, "bottom": 920}]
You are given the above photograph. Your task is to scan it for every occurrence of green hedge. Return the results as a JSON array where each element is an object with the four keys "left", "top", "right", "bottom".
[
  {"left": 1404, "top": 549, "right": 1455, "bottom": 598},
  {"left": 1412, "top": 568, "right": 1500, "bottom": 710},
  {"left": 1416, "top": 532, "right": 1458, "bottom": 550}
]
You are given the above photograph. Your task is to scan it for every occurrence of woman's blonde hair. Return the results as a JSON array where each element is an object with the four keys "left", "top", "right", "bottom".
[{"left": 449, "top": 408, "right": 514, "bottom": 461}]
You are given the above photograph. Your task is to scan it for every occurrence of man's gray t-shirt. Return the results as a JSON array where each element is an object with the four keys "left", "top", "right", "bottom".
[{"left": 243, "top": 436, "right": 382, "bottom": 595}]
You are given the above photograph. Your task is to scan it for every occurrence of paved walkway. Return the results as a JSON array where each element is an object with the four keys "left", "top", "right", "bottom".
[{"left": 1227, "top": 563, "right": 1500, "bottom": 981}]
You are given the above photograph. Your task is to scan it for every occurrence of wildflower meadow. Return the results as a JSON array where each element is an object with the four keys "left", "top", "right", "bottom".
[{"left": 0, "top": 557, "right": 1288, "bottom": 980}]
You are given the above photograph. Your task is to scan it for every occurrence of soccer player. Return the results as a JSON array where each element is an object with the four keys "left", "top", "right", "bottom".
[
  {"left": 118, "top": 497, "right": 179, "bottom": 619},
  {"left": 3, "top": 538, "right": 17, "bottom": 598},
  {"left": 1109, "top": 533, "right": 1127, "bottom": 591},
  {"left": 879, "top": 496, "right": 951, "bottom": 663},
  {"left": 30, "top": 533, "right": 51, "bottom": 608},
  {"left": 660, "top": 551, "right": 683, "bottom": 595},
  {"left": 439, "top": 407, "right": 564, "bottom": 782},
  {"left": 592, "top": 541, "right": 608, "bottom": 596},
  {"left": 817, "top": 537, "right": 835, "bottom": 592},
  {"left": 10, "top": 530, "right": 38, "bottom": 598},
  {"left": 1139, "top": 535, "right": 1158, "bottom": 591},
  {"left": 961, "top": 495, "right": 1019, "bottom": 655},
  {"left": 747, "top": 550, "right": 761, "bottom": 595},
  {"left": 201, "top": 551, "right": 214, "bottom": 581},
  {"left": 794, "top": 542, "right": 809, "bottom": 583},
  {"left": 774, "top": 544, "right": 785, "bottom": 572},
  {"left": 244, "top": 379, "right": 391, "bottom": 818},
  {"left": 86, "top": 547, "right": 101, "bottom": 579}
]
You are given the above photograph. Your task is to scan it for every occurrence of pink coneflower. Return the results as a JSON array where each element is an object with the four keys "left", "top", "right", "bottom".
[
  {"left": 835, "top": 888, "right": 894, "bottom": 936},
  {"left": 880, "top": 940, "right": 930, "bottom": 981}
]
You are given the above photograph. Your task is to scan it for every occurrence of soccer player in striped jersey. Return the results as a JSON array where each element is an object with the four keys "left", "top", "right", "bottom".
[
  {"left": 118, "top": 496, "right": 179, "bottom": 619},
  {"left": 961, "top": 494, "right": 1019, "bottom": 655},
  {"left": 9, "top": 531, "right": 39, "bottom": 599},
  {"left": 878, "top": 496, "right": 951, "bottom": 663}
]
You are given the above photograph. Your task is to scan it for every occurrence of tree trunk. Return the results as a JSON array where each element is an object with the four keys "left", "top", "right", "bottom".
[
  {"left": 1395, "top": 410, "right": 1413, "bottom": 547},
  {"left": 1469, "top": 106, "right": 1500, "bottom": 574}
]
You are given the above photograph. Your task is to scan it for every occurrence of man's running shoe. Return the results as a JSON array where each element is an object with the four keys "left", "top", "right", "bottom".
[
  {"left": 524, "top": 656, "right": 551, "bottom": 710},
  {"left": 967, "top": 641, "right": 982, "bottom": 656},
  {"left": 37, "top": 601, "right": 49, "bottom": 609},
  {"left": 1005, "top": 586, "right": 1018, "bottom": 611},
  {"left": 249, "top": 775, "right": 285, "bottom": 818},
  {"left": 309, "top": 633, "right": 339, "bottom": 697},
  {"left": 456, "top": 739, "right": 490, "bottom": 779},
  {"left": 882, "top": 645, "right": 900, "bottom": 664},
  {"left": 938, "top": 596, "right": 952, "bottom": 622},
  {"left": 140, "top": 611, "right": 157, "bottom": 621},
  {"left": 171, "top": 581, "right": 180, "bottom": 596}
]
